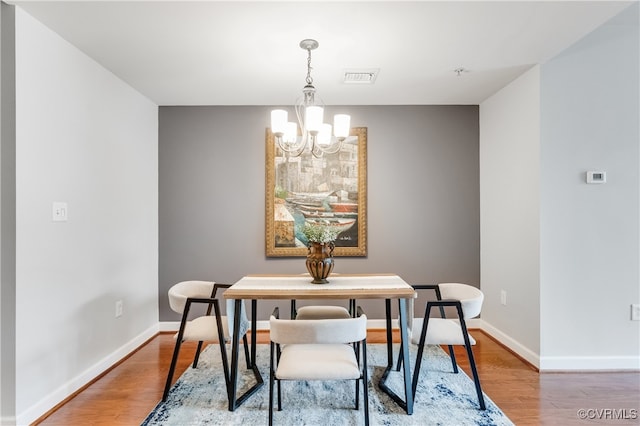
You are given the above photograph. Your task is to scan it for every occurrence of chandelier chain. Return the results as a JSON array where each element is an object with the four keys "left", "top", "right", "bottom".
[{"left": 305, "top": 47, "right": 314, "bottom": 85}]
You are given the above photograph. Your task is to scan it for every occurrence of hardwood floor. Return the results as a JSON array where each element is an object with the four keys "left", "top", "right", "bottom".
[{"left": 34, "top": 330, "right": 639, "bottom": 426}]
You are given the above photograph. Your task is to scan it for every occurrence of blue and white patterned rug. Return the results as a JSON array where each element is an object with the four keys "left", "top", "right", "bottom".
[{"left": 143, "top": 343, "right": 513, "bottom": 425}]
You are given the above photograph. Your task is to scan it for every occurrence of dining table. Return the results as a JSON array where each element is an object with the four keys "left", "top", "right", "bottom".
[
  {"left": 223, "top": 273, "right": 416, "bottom": 414},
  {"left": 223, "top": 273, "right": 417, "bottom": 414}
]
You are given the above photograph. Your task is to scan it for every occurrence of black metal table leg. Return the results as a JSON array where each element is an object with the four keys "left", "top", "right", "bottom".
[
  {"left": 385, "top": 299, "right": 393, "bottom": 366},
  {"left": 250, "top": 299, "right": 257, "bottom": 367},
  {"left": 378, "top": 298, "right": 414, "bottom": 415},
  {"left": 227, "top": 299, "right": 263, "bottom": 411}
]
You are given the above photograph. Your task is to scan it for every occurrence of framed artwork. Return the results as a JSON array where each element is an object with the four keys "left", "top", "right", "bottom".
[{"left": 265, "top": 127, "right": 367, "bottom": 257}]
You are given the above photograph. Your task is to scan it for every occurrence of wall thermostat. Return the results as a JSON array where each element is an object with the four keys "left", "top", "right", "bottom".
[{"left": 586, "top": 171, "right": 606, "bottom": 184}]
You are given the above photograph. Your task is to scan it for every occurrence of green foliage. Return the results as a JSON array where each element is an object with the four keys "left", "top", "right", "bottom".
[
  {"left": 275, "top": 186, "right": 288, "bottom": 199},
  {"left": 302, "top": 222, "right": 340, "bottom": 243}
]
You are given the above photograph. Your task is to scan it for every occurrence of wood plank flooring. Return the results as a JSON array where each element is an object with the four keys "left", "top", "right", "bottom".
[{"left": 34, "top": 330, "right": 640, "bottom": 426}]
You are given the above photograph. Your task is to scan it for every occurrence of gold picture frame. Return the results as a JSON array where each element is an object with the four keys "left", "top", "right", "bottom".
[{"left": 265, "top": 127, "right": 367, "bottom": 257}]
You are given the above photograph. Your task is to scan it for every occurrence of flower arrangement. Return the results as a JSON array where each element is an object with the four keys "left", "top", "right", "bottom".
[{"left": 301, "top": 222, "right": 340, "bottom": 244}]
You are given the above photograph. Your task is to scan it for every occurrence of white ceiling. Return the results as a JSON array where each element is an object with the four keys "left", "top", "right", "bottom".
[{"left": 11, "top": 1, "right": 635, "bottom": 106}]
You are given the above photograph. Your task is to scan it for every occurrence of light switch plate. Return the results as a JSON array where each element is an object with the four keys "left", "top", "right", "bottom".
[{"left": 52, "top": 202, "right": 68, "bottom": 222}]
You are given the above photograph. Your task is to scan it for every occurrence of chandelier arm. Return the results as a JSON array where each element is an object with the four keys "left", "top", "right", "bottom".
[
  {"left": 311, "top": 144, "right": 324, "bottom": 158},
  {"left": 295, "top": 103, "right": 305, "bottom": 136},
  {"left": 277, "top": 136, "right": 307, "bottom": 155},
  {"left": 315, "top": 139, "right": 344, "bottom": 155}
]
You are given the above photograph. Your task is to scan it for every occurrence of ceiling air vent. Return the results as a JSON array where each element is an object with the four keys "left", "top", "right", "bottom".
[{"left": 343, "top": 69, "right": 379, "bottom": 84}]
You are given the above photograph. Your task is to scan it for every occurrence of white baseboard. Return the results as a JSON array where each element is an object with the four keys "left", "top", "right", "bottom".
[
  {"left": 476, "top": 319, "right": 541, "bottom": 368},
  {"left": 16, "top": 324, "right": 159, "bottom": 426},
  {"left": 478, "top": 320, "right": 640, "bottom": 371},
  {"left": 539, "top": 355, "right": 640, "bottom": 371},
  {"left": 159, "top": 321, "right": 181, "bottom": 332},
  {"left": 0, "top": 416, "right": 17, "bottom": 426}
]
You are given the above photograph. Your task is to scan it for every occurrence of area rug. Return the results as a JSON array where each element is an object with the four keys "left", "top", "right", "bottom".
[{"left": 142, "top": 344, "right": 514, "bottom": 425}]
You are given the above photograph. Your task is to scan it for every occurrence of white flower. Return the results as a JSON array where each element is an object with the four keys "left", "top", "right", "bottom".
[{"left": 302, "top": 222, "right": 340, "bottom": 243}]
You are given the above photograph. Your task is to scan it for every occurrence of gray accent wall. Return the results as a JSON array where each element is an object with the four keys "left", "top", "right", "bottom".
[
  {"left": 0, "top": 3, "right": 16, "bottom": 424},
  {"left": 159, "top": 105, "right": 479, "bottom": 320}
]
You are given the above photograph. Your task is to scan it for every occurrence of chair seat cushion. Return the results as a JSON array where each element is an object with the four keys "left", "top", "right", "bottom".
[
  {"left": 295, "top": 306, "right": 351, "bottom": 320},
  {"left": 276, "top": 344, "right": 360, "bottom": 380},
  {"left": 410, "top": 318, "right": 476, "bottom": 346},
  {"left": 174, "top": 315, "right": 229, "bottom": 342}
]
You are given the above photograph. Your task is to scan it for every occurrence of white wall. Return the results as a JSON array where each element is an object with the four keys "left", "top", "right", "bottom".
[
  {"left": 14, "top": 8, "right": 159, "bottom": 424},
  {"left": 480, "top": 4, "right": 639, "bottom": 371},
  {"left": 479, "top": 66, "right": 541, "bottom": 366},
  {"left": 539, "top": 4, "right": 639, "bottom": 370}
]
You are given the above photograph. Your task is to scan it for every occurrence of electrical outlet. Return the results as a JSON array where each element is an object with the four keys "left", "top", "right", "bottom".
[
  {"left": 631, "top": 304, "right": 640, "bottom": 321},
  {"left": 115, "top": 300, "right": 123, "bottom": 318},
  {"left": 500, "top": 290, "right": 507, "bottom": 306}
]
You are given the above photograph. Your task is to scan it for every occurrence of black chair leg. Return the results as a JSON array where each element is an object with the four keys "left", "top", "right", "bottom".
[
  {"left": 455, "top": 304, "right": 485, "bottom": 411},
  {"left": 411, "top": 305, "right": 434, "bottom": 400},
  {"left": 277, "top": 380, "right": 282, "bottom": 411},
  {"left": 465, "top": 344, "right": 486, "bottom": 410},
  {"left": 362, "top": 341, "right": 370, "bottom": 426},
  {"left": 354, "top": 336, "right": 361, "bottom": 410},
  {"left": 447, "top": 344, "right": 458, "bottom": 373},
  {"left": 192, "top": 340, "right": 204, "bottom": 368},
  {"left": 274, "top": 343, "right": 282, "bottom": 411},
  {"left": 269, "top": 342, "right": 275, "bottom": 426},
  {"left": 162, "top": 338, "right": 183, "bottom": 401}
]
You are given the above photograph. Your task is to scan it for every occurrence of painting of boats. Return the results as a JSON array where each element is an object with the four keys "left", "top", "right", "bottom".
[{"left": 266, "top": 127, "right": 368, "bottom": 257}]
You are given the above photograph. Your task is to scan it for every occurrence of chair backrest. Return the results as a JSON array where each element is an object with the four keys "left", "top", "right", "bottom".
[
  {"left": 168, "top": 280, "right": 215, "bottom": 314},
  {"left": 269, "top": 315, "right": 367, "bottom": 345},
  {"left": 438, "top": 283, "right": 484, "bottom": 319}
]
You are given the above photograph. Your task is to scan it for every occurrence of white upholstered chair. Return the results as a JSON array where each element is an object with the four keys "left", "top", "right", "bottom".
[
  {"left": 162, "top": 280, "right": 251, "bottom": 401},
  {"left": 293, "top": 303, "right": 353, "bottom": 319},
  {"left": 398, "top": 283, "right": 486, "bottom": 410},
  {"left": 268, "top": 306, "right": 370, "bottom": 425},
  {"left": 290, "top": 274, "right": 354, "bottom": 319}
]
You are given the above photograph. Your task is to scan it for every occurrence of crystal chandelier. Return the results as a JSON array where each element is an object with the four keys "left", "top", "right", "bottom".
[{"left": 271, "top": 39, "right": 351, "bottom": 157}]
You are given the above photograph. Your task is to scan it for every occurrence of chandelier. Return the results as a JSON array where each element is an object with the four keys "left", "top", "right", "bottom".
[{"left": 271, "top": 39, "right": 351, "bottom": 157}]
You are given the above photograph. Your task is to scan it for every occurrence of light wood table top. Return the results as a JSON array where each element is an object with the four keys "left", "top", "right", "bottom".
[{"left": 224, "top": 273, "right": 416, "bottom": 300}]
